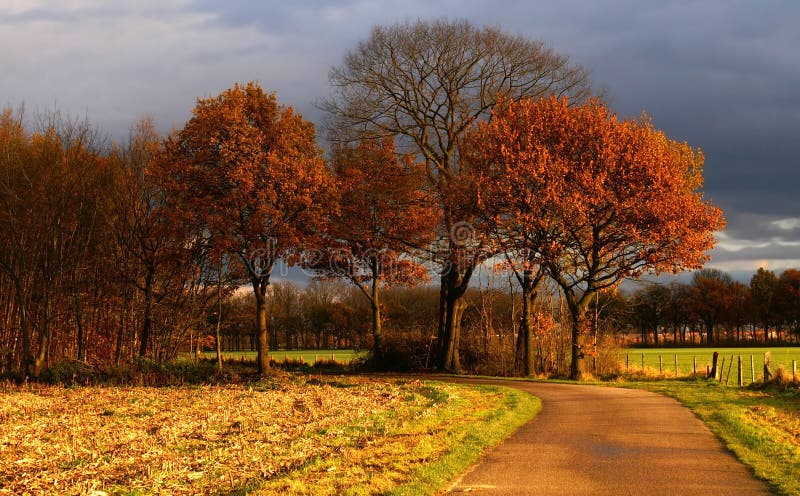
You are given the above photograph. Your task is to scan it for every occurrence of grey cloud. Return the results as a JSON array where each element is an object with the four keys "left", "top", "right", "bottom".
[
  {"left": 721, "top": 212, "right": 800, "bottom": 243},
  {"left": 2, "top": 0, "right": 798, "bottom": 273},
  {"left": 710, "top": 242, "right": 800, "bottom": 264}
]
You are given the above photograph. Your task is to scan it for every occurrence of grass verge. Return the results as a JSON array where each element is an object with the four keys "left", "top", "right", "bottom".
[
  {"left": 618, "top": 379, "right": 800, "bottom": 495},
  {"left": 0, "top": 374, "right": 538, "bottom": 495},
  {"left": 387, "top": 384, "right": 539, "bottom": 496}
]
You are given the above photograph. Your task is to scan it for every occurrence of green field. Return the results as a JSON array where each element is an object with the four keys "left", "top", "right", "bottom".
[
  {"left": 197, "top": 349, "right": 366, "bottom": 364},
  {"left": 622, "top": 347, "right": 800, "bottom": 379}
]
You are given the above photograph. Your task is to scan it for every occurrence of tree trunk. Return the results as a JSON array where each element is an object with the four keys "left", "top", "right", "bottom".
[
  {"left": 436, "top": 279, "right": 448, "bottom": 364},
  {"left": 437, "top": 266, "right": 473, "bottom": 373},
  {"left": 519, "top": 288, "right": 534, "bottom": 377},
  {"left": 17, "top": 283, "right": 33, "bottom": 375},
  {"left": 441, "top": 295, "right": 465, "bottom": 372},
  {"left": 569, "top": 313, "right": 590, "bottom": 380},
  {"left": 253, "top": 277, "right": 270, "bottom": 374},
  {"left": 74, "top": 294, "right": 85, "bottom": 362},
  {"left": 516, "top": 269, "right": 539, "bottom": 377},
  {"left": 139, "top": 269, "right": 154, "bottom": 357},
  {"left": 215, "top": 262, "right": 223, "bottom": 371},
  {"left": 195, "top": 332, "right": 202, "bottom": 361},
  {"left": 30, "top": 295, "right": 52, "bottom": 377},
  {"left": 564, "top": 290, "right": 592, "bottom": 380},
  {"left": 370, "top": 274, "right": 383, "bottom": 365},
  {"left": 115, "top": 291, "right": 129, "bottom": 365}
]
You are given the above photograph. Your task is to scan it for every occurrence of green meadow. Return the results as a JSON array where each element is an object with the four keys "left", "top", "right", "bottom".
[{"left": 623, "top": 347, "right": 800, "bottom": 379}]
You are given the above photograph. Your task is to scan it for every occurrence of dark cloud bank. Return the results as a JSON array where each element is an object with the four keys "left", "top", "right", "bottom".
[{"left": 2, "top": 0, "right": 798, "bottom": 276}]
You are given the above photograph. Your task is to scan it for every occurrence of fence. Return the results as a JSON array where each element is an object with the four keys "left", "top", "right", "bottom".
[{"left": 624, "top": 351, "right": 798, "bottom": 386}]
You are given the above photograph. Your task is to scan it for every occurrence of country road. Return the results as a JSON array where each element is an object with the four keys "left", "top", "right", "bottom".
[{"left": 439, "top": 379, "right": 772, "bottom": 495}]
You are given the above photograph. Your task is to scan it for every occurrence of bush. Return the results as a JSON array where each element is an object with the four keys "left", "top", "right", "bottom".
[
  {"left": 39, "top": 360, "right": 94, "bottom": 385},
  {"left": 8, "top": 357, "right": 259, "bottom": 386},
  {"left": 378, "top": 328, "right": 437, "bottom": 372}
]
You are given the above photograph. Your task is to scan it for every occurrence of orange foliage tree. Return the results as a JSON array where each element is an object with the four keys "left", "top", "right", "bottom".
[
  {"left": 158, "top": 82, "right": 332, "bottom": 374},
  {"left": 0, "top": 109, "right": 110, "bottom": 376},
  {"left": 109, "top": 118, "right": 204, "bottom": 359},
  {"left": 305, "top": 139, "right": 438, "bottom": 362},
  {"left": 466, "top": 97, "right": 724, "bottom": 379},
  {"left": 324, "top": 20, "right": 592, "bottom": 373}
]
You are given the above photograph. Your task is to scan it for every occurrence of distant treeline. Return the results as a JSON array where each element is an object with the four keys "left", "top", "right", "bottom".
[{"left": 212, "top": 265, "right": 799, "bottom": 375}]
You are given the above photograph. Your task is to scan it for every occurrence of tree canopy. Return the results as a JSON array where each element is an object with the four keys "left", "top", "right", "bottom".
[
  {"left": 158, "top": 82, "right": 333, "bottom": 373},
  {"left": 324, "top": 19, "right": 593, "bottom": 372},
  {"left": 466, "top": 96, "right": 725, "bottom": 378}
]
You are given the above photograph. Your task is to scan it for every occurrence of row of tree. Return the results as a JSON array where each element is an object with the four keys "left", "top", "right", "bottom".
[
  {"left": 0, "top": 19, "right": 723, "bottom": 379},
  {"left": 629, "top": 268, "right": 800, "bottom": 345},
  {"left": 0, "top": 111, "right": 217, "bottom": 376},
  {"left": 212, "top": 265, "right": 799, "bottom": 377}
]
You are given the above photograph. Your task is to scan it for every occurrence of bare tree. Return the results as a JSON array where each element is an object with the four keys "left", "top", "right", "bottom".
[
  {"left": 0, "top": 107, "right": 108, "bottom": 376},
  {"left": 322, "top": 19, "right": 592, "bottom": 371}
]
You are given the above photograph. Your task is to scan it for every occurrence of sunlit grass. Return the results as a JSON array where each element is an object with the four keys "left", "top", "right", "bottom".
[{"left": 0, "top": 374, "right": 538, "bottom": 495}]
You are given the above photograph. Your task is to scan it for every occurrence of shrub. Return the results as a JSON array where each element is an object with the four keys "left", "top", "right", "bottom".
[{"left": 378, "top": 327, "right": 437, "bottom": 372}]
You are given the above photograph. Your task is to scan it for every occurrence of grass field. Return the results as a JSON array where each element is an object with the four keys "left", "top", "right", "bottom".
[
  {"left": 620, "top": 379, "right": 800, "bottom": 495},
  {"left": 192, "top": 349, "right": 366, "bottom": 364},
  {"left": 622, "top": 347, "right": 800, "bottom": 379},
  {"left": 0, "top": 374, "right": 538, "bottom": 495}
]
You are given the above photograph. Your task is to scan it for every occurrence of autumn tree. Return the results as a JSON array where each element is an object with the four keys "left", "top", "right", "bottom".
[
  {"left": 664, "top": 282, "right": 693, "bottom": 343},
  {"left": 776, "top": 269, "right": 800, "bottom": 341},
  {"left": 465, "top": 97, "right": 723, "bottom": 379},
  {"left": 158, "top": 82, "right": 331, "bottom": 374},
  {"left": 323, "top": 19, "right": 592, "bottom": 372},
  {"left": 466, "top": 144, "right": 547, "bottom": 374},
  {"left": 0, "top": 108, "right": 110, "bottom": 376},
  {"left": 628, "top": 284, "right": 671, "bottom": 345},
  {"left": 726, "top": 280, "right": 752, "bottom": 342},
  {"left": 750, "top": 267, "right": 779, "bottom": 341},
  {"left": 107, "top": 118, "right": 202, "bottom": 358},
  {"left": 306, "top": 139, "right": 438, "bottom": 363},
  {"left": 690, "top": 269, "right": 733, "bottom": 344}
]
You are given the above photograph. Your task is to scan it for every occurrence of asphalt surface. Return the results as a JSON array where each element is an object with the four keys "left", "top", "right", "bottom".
[{"left": 440, "top": 379, "right": 772, "bottom": 495}]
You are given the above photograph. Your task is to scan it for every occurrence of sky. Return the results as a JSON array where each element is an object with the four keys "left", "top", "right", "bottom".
[{"left": 1, "top": 0, "right": 799, "bottom": 281}]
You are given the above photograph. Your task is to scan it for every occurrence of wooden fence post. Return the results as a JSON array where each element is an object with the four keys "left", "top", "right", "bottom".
[
  {"left": 709, "top": 351, "right": 719, "bottom": 379},
  {"left": 793, "top": 360, "right": 797, "bottom": 382},
  {"left": 693, "top": 356, "right": 697, "bottom": 378},
  {"left": 737, "top": 356, "right": 743, "bottom": 387},
  {"left": 659, "top": 355, "right": 663, "bottom": 376},
  {"left": 764, "top": 352, "right": 772, "bottom": 382},
  {"left": 626, "top": 353, "right": 629, "bottom": 371},
  {"left": 719, "top": 356, "right": 725, "bottom": 382},
  {"left": 750, "top": 355, "right": 755, "bottom": 384}
]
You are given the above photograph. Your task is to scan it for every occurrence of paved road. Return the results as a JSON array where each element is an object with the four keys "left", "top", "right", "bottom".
[{"left": 441, "top": 379, "right": 772, "bottom": 495}]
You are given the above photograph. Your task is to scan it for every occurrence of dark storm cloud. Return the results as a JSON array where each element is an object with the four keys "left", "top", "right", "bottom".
[
  {"left": 2, "top": 0, "right": 798, "bottom": 272},
  {"left": 189, "top": 0, "right": 800, "bottom": 213}
]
